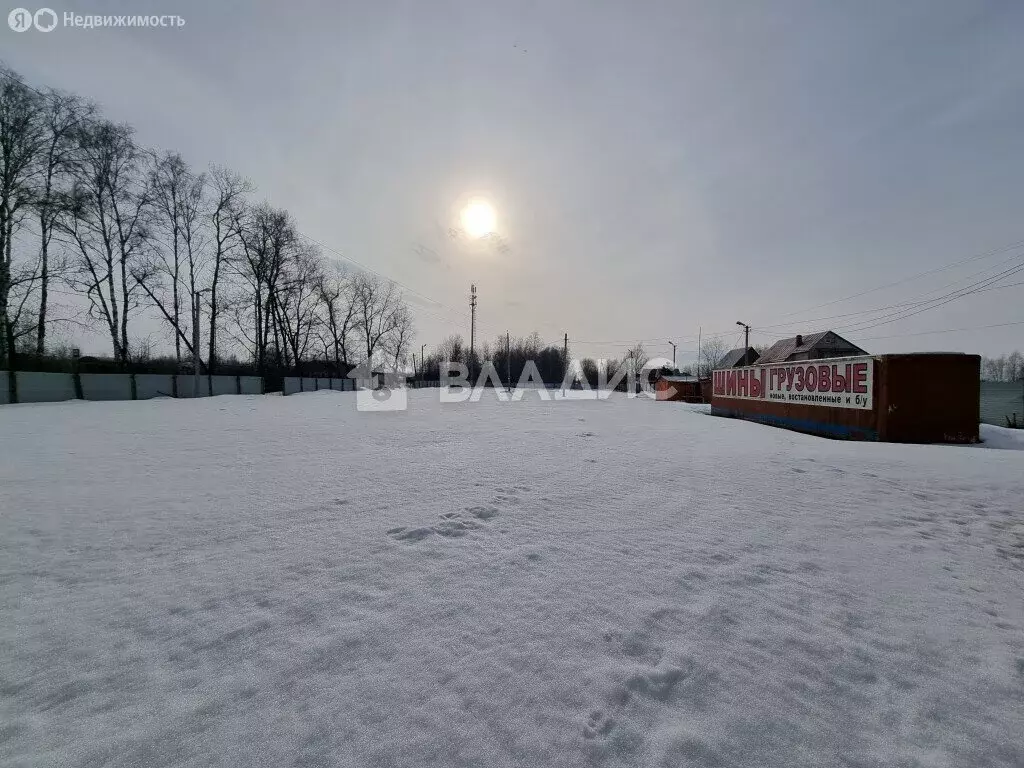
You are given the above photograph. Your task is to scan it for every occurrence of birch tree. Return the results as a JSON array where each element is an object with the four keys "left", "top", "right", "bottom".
[
  {"left": 207, "top": 165, "right": 249, "bottom": 372},
  {"left": 60, "top": 121, "right": 151, "bottom": 365},
  {"left": 316, "top": 262, "right": 357, "bottom": 371},
  {"left": 33, "top": 89, "right": 91, "bottom": 355},
  {"left": 0, "top": 67, "right": 44, "bottom": 367}
]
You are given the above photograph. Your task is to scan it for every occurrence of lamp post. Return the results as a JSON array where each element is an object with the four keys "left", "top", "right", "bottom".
[
  {"left": 736, "top": 321, "right": 751, "bottom": 365},
  {"left": 668, "top": 341, "right": 677, "bottom": 369}
]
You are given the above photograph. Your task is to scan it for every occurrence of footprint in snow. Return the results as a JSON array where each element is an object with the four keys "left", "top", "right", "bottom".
[
  {"left": 387, "top": 526, "right": 432, "bottom": 543},
  {"left": 583, "top": 710, "right": 615, "bottom": 739}
]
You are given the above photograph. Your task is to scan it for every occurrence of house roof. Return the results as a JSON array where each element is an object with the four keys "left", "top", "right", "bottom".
[
  {"left": 756, "top": 331, "right": 865, "bottom": 364},
  {"left": 716, "top": 347, "right": 758, "bottom": 368}
]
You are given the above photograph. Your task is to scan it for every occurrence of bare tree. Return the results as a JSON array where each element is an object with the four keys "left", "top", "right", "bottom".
[
  {"left": 33, "top": 88, "right": 91, "bottom": 355},
  {"left": 1008, "top": 351, "right": 1023, "bottom": 382},
  {"left": 435, "top": 334, "right": 466, "bottom": 364},
  {"left": 232, "top": 203, "right": 296, "bottom": 371},
  {"left": 206, "top": 165, "right": 249, "bottom": 372},
  {"left": 353, "top": 273, "right": 403, "bottom": 365},
  {"left": 147, "top": 152, "right": 204, "bottom": 363},
  {"left": 625, "top": 343, "right": 650, "bottom": 380},
  {"left": 698, "top": 336, "right": 729, "bottom": 377},
  {"left": 382, "top": 303, "right": 414, "bottom": 371},
  {"left": 275, "top": 243, "right": 323, "bottom": 373},
  {"left": 59, "top": 120, "right": 152, "bottom": 365},
  {"left": 0, "top": 67, "right": 45, "bottom": 367},
  {"left": 315, "top": 261, "right": 357, "bottom": 371}
]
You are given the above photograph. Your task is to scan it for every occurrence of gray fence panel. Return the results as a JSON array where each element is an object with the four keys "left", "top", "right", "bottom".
[
  {"left": 210, "top": 376, "right": 238, "bottom": 396},
  {"left": 175, "top": 375, "right": 211, "bottom": 398},
  {"left": 15, "top": 371, "right": 77, "bottom": 403},
  {"left": 80, "top": 373, "right": 132, "bottom": 401},
  {"left": 301, "top": 377, "right": 318, "bottom": 391},
  {"left": 980, "top": 381, "right": 1024, "bottom": 426},
  {"left": 0, "top": 371, "right": 8, "bottom": 404},
  {"left": 135, "top": 374, "right": 175, "bottom": 399},
  {"left": 283, "top": 377, "right": 300, "bottom": 395},
  {"left": 239, "top": 376, "right": 263, "bottom": 395}
]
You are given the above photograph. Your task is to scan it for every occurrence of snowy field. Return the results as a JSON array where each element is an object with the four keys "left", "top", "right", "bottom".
[{"left": 1, "top": 389, "right": 1023, "bottom": 768}]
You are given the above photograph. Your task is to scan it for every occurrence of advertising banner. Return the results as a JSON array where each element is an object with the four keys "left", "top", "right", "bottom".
[{"left": 713, "top": 356, "right": 874, "bottom": 410}]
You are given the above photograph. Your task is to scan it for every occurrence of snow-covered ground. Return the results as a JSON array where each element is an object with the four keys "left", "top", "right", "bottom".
[{"left": 1, "top": 390, "right": 1022, "bottom": 767}]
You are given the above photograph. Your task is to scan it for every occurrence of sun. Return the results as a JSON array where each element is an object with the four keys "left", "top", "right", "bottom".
[{"left": 460, "top": 200, "right": 497, "bottom": 239}]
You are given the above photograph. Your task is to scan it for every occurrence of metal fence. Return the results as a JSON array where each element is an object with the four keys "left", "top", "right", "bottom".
[
  {"left": 980, "top": 380, "right": 1024, "bottom": 427},
  {"left": 282, "top": 377, "right": 355, "bottom": 395},
  {"left": 1, "top": 370, "right": 263, "bottom": 405},
  {"left": 280, "top": 378, "right": 443, "bottom": 394}
]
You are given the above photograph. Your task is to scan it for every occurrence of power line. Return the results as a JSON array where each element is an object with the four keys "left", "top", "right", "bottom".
[
  {"left": 835, "top": 259, "right": 1024, "bottom": 337},
  {"left": 755, "top": 249, "right": 1024, "bottom": 333},
  {"left": 771, "top": 238, "right": 1024, "bottom": 319},
  {"left": 6, "top": 68, "right": 1024, "bottom": 352},
  {"left": 854, "top": 319, "right": 1024, "bottom": 342}
]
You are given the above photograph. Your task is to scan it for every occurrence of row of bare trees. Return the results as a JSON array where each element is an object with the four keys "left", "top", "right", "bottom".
[
  {"left": 416, "top": 333, "right": 662, "bottom": 390},
  {"left": 981, "top": 352, "right": 1023, "bottom": 382},
  {"left": 0, "top": 64, "right": 413, "bottom": 375}
]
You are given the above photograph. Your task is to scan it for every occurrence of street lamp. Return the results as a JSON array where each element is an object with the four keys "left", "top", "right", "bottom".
[
  {"left": 736, "top": 321, "right": 751, "bottom": 364},
  {"left": 668, "top": 341, "right": 677, "bottom": 369}
]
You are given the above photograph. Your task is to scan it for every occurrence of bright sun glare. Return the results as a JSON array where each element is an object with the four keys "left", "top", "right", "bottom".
[{"left": 460, "top": 200, "right": 497, "bottom": 239}]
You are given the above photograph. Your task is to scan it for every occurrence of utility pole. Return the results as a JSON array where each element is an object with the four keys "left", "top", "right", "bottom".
[
  {"left": 506, "top": 330, "right": 511, "bottom": 392},
  {"left": 193, "top": 291, "right": 202, "bottom": 398},
  {"left": 736, "top": 321, "right": 751, "bottom": 364},
  {"left": 697, "top": 326, "right": 702, "bottom": 378},
  {"left": 562, "top": 332, "right": 568, "bottom": 396},
  {"left": 669, "top": 341, "right": 677, "bottom": 369},
  {"left": 469, "top": 284, "right": 477, "bottom": 383}
]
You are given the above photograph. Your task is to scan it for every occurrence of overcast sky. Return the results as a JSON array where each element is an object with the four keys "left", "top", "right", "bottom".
[{"left": 5, "top": 0, "right": 1024, "bottom": 361}]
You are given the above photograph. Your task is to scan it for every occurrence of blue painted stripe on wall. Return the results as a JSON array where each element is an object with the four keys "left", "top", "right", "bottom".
[{"left": 711, "top": 407, "right": 879, "bottom": 441}]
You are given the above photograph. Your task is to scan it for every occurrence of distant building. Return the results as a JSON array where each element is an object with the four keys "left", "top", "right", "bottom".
[
  {"left": 716, "top": 347, "right": 760, "bottom": 368},
  {"left": 654, "top": 373, "right": 704, "bottom": 403},
  {"left": 756, "top": 331, "right": 867, "bottom": 365}
]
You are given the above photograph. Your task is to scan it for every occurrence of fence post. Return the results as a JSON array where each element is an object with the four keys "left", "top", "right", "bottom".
[
  {"left": 129, "top": 373, "right": 137, "bottom": 400},
  {"left": 299, "top": 377, "right": 304, "bottom": 393},
  {"left": 236, "top": 374, "right": 242, "bottom": 394},
  {"left": 315, "top": 378, "right": 319, "bottom": 391},
  {"left": 71, "top": 370, "right": 83, "bottom": 400},
  {"left": 8, "top": 370, "right": 19, "bottom": 404}
]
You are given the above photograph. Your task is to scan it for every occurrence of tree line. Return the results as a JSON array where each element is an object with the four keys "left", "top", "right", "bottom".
[
  {"left": 415, "top": 333, "right": 659, "bottom": 390},
  {"left": 981, "top": 352, "right": 1023, "bottom": 382},
  {"left": 0, "top": 64, "right": 413, "bottom": 377}
]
